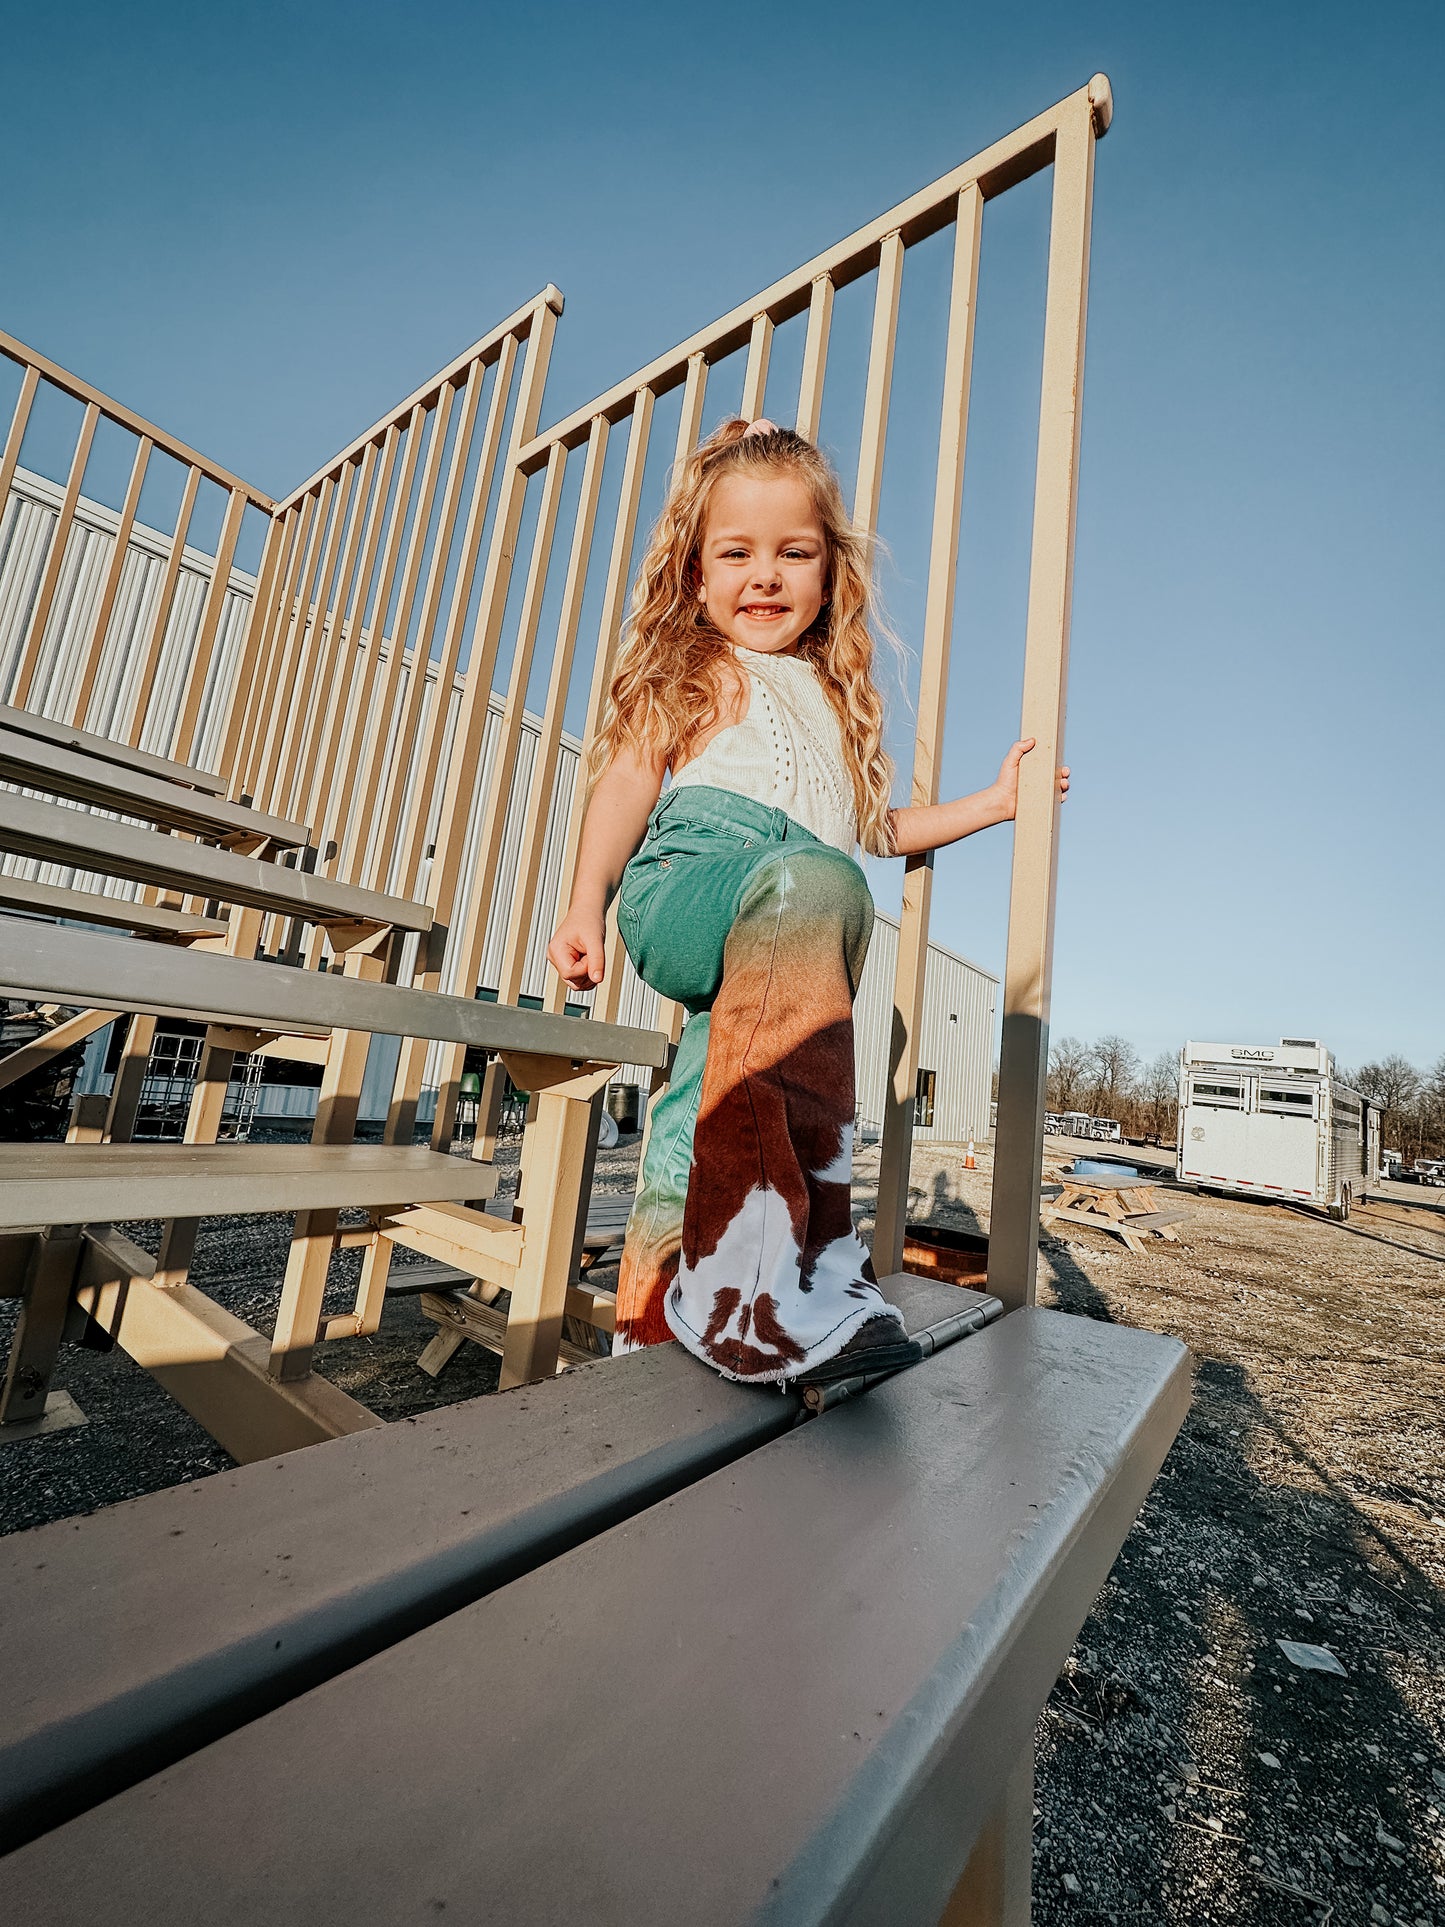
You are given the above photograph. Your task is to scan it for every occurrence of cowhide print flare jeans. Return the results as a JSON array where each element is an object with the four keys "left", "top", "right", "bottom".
[{"left": 612, "top": 784, "right": 906, "bottom": 1384}]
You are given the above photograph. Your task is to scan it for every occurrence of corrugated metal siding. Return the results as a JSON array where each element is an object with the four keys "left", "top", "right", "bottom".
[
  {"left": 0, "top": 466, "right": 256, "bottom": 905},
  {"left": 0, "top": 465, "right": 255, "bottom": 750},
  {"left": 851, "top": 915, "right": 997, "bottom": 1145}
]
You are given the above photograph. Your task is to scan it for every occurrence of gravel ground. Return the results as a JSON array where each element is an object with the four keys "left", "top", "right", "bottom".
[
  {"left": 2, "top": 1134, "right": 1441, "bottom": 1924},
  {"left": 856, "top": 1139, "right": 1445, "bottom": 1927}
]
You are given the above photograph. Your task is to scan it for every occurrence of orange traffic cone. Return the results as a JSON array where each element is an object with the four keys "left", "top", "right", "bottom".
[{"left": 964, "top": 1139, "right": 977, "bottom": 1170}]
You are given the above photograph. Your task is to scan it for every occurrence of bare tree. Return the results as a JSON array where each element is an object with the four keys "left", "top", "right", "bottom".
[
  {"left": 1047, "top": 1036, "right": 1090, "bottom": 1113},
  {"left": 1141, "top": 1050, "right": 1180, "bottom": 1144},
  {"left": 1351, "top": 1054, "right": 1424, "bottom": 1158},
  {"left": 1084, "top": 1035, "right": 1139, "bottom": 1120}
]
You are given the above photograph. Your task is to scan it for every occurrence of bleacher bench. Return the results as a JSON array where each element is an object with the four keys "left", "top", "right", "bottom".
[{"left": 0, "top": 1274, "right": 1191, "bottom": 1923}]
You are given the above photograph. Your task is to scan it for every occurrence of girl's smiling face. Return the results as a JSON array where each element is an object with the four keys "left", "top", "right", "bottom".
[{"left": 696, "top": 470, "right": 828, "bottom": 655}]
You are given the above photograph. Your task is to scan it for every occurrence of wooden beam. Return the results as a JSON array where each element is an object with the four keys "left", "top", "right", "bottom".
[
  {"left": 0, "top": 1007, "right": 118, "bottom": 1093},
  {"left": 75, "top": 1264, "right": 383, "bottom": 1463},
  {"left": 496, "top": 1055, "right": 615, "bottom": 1388},
  {"left": 0, "top": 1225, "right": 83, "bottom": 1427}
]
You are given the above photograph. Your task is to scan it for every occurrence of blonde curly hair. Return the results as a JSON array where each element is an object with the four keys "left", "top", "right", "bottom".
[{"left": 589, "top": 417, "right": 898, "bottom": 857}]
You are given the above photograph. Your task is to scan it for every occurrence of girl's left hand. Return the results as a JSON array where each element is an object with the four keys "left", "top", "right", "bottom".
[{"left": 992, "top": 738, "right": 1070, "bottom": 822}]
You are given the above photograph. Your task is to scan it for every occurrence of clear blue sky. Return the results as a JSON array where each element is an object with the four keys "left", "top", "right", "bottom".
[{"left": 6, "top": 1, "right": 1441, "bottom": 1069}]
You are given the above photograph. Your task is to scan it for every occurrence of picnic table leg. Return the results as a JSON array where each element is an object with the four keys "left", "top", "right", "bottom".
[
  {"left": 0, "top": 1225, "right": 84, "bottom": 1427},
  {"left": 937, "top": 1742, "right": 1033, "bottom": 1926},
  {"left": 270, "top": 938, "right": 387, "bottom": 1382},
  {"left": 496, "top": 1055, "right": 616, "bottom": 1391},
  {"left": 153, "top": 1034, "right": 239, "bottom": 1288},
  {"left": 323, "top": 1231, "right": 396, "bottom": 1344},
  {"left": 472, "top": 1057, "right": 508, "bottom": 1162},
  {"left": 103, "top": 1013, "right": 156, "bottom": 1141},
  {"left": 416, "top": 1326, "right": 468, "bottom": 1378}
]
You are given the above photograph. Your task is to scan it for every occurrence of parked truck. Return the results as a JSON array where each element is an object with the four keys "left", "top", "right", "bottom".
[{"left": 1177, "top": 1039, "right": 1378, "bottom": 1219}]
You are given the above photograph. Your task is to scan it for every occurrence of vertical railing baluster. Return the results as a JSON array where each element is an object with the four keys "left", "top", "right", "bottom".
[
  {"left": 125, "top": 462, "right": 201, "bottom": 746},
  {"left": 170, "top": 485, "right": 251, "bottom": 765},
  {"left": 253, "top": 474, "right": 342, "bottom": 812},
  {"left": 376, "top": 300, "right": 561, "bottom": 1144},
  {"left": 416, "top": 306, "right": 556, "bottom": 899},
  {"left": 544, "top": 388, "right": 654, "bottom": 1020},
  {"left": 216, "top": 508, "right": 294, "bottom": 789},
  {"left": 280, "top": 446, "right": 374, "bottom": 823},
  {"left": 988, "top": 93, "right": 1099, "bottom": 1310},
  {"left": 392, "top": 335, "right": 519, "bottom": 900},
  {"left": 633, "top": 351, "right": 712, "bottom": 1058},
  {"left": 674, "top": 352, "right": 708, "bottom": 473},
  {"left": 69, "top": 434, "right": 151, "bottom": 730},
  {"left": 492, "top": 417, "right": 610, "bottom": 1019},
  {"left": 11, "top": 401, "right": 100, "bottom": 707},
  {"left": 0, "top": 366, "right": 40, "bottom": 522},
  {"left": 740, "top": 314, "right": 773, "bottom": 422},
  {"left": 297, "top": 427, "right": 399, "bottom": 836},
  {"left": 796, "top": 275, "right": 834, "bottom": 441},
  {"left": 235, "top": 490, "right": 315, "bottom": 792},
  {"left": 385, "top": 438, "right": 571, "bottom": 1147},
  {"left": 853, "top": 232, "right": 904, "bottom": 535},
  {"left": 259, "top": 465, "right": 355, "bottom": 813},
  {"left": 318, "top": 405, "right": 427, "bottom": 881},
  {"left": 342, "top": 385, "right": 456, "bottom": 885},
  {"left": 364, "top": 363, "right": 486, "bottom": 888},
  {"left": 872, "top": 184, "right": 984, "bottom": 1275}
]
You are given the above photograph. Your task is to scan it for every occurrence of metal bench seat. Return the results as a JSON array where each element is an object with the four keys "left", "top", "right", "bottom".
[
  {"left": 0, "top": 789, "right": 430, "bottom": 932},
  {"left": 0, "top": 719, "right": 308, "bottom": 847},
  {"left": 0, "top": 918, "right": 670, "bottom": 1070},
  {"left": 0, "top": 1304, "right": 1189, "bottom": 1922},
  {"left": 0, "top": 1273, "right": 994, "bottom": 1855},
  {"left": 0, "top": 917, "right": 666, "bottom": 1456},
  {"left": 0, "top": 701, "right": 230, "bottom": 796},
  {"left": 0, "top": 1143, "right": 501, "bottom": 1232},
  {"left": 0, "top": 874, "right": 229, "bottom": 941}
]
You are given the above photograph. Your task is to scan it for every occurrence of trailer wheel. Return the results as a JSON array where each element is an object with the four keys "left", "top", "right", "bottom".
[{"left": 1328, "top": 1186, "right": 1352, "bottom": 1222}]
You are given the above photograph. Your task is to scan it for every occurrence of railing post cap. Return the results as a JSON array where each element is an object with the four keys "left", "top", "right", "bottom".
[
  {"left": 543, "top": 285, "right": 566, "bottom": 315},
  {"left": 1088, "top": 73, "right": 1113, "bottom": 136}
]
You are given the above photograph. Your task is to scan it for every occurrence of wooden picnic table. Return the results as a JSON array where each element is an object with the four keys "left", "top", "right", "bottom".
[{"left": 1042, "top": 1170, "right": 1188, "bottom": 1255}]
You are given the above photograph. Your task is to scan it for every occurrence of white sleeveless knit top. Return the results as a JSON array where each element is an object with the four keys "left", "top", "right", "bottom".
[{"left": 669, "top": 647, "right": 858, "bottom": 852}]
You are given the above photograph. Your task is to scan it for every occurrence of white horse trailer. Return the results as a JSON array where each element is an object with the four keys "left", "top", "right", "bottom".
[{"left": 1177, "top": 1040, "right": 1378, "bottom": 1219}]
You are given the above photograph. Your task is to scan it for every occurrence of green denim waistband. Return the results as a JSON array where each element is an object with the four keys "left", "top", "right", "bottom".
[{"left": 645, "top": 783, "right": 823, "bottom": 847}]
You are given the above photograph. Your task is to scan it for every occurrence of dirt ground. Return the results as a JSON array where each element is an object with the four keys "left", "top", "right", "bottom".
[
  {"left": 2, "top": 1135, "right": 1441, "bottom": 1925},
  {"left": 869, "top": 1139, "right": 1445, "bottom": 1927}
]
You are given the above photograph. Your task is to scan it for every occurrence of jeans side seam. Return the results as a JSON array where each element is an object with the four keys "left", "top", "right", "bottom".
[{"left": 731, "top": 858, "right": 790, "bottom": 1317}]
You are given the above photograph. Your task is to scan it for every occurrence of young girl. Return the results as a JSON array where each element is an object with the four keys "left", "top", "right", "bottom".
[{"left": 548, "top": 417, "right": 1065, "bottom": 1388}]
